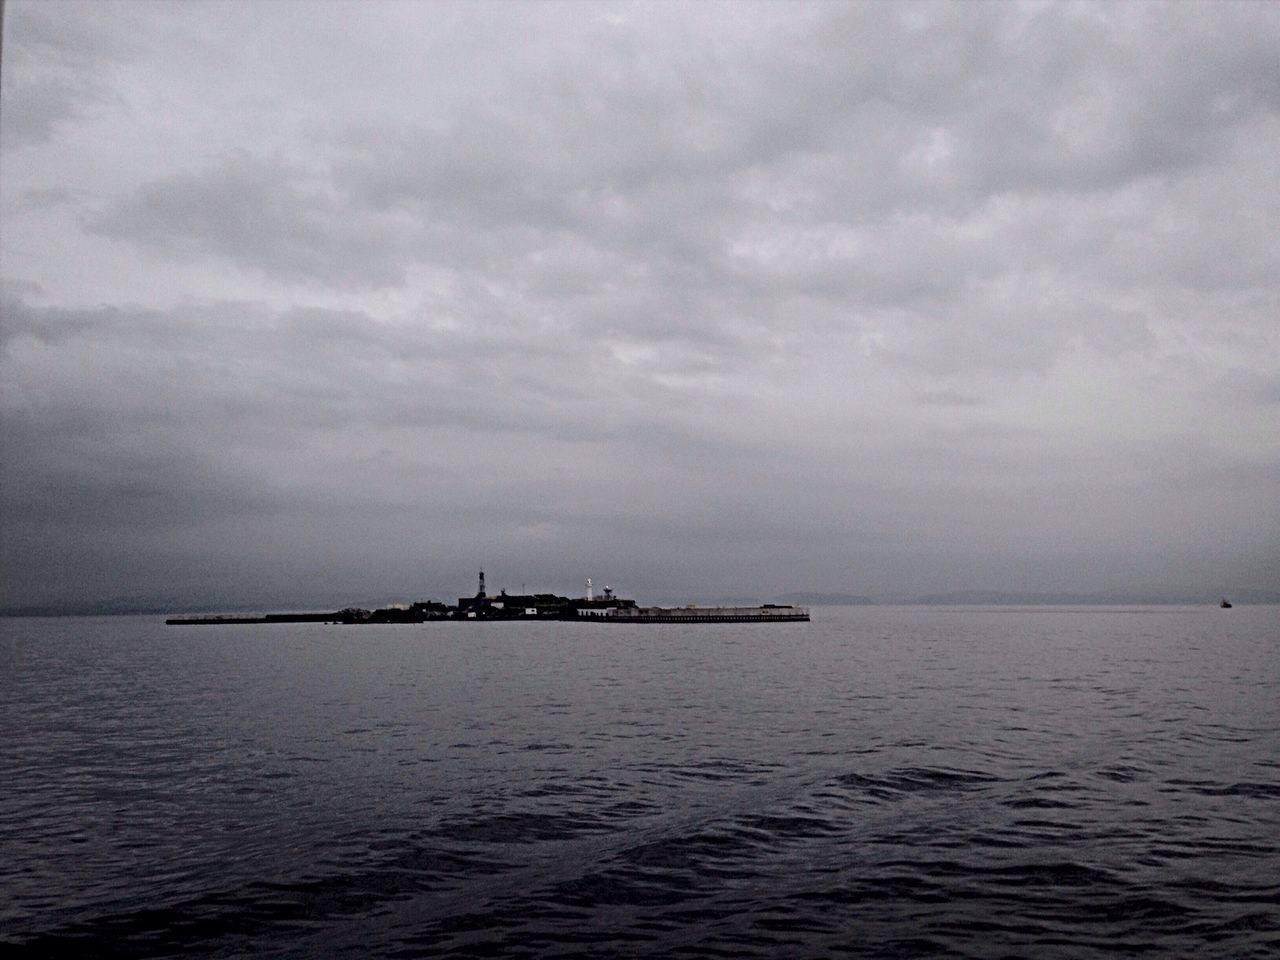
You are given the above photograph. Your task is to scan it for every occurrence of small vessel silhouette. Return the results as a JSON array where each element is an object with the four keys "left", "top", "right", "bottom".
[{"left": 1220, "top": 598, "right": 1232, "bottom": 608}]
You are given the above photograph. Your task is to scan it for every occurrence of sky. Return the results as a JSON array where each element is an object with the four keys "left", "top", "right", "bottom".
[{"left": 1, "top": 0, "right": 1278, "bottom": 609}]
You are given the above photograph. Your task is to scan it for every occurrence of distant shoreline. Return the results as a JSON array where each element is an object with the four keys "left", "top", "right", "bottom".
[{"left": 3, "top": 594, "right": 1276, "bottom": 618}]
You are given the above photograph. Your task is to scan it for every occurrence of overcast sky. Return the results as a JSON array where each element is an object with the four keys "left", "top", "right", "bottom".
[{"left": 2, "top": 0, "right": 1278, "bottom": 608}]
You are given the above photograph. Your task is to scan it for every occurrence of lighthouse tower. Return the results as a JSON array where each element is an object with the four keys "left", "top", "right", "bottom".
[
  {"left": 477, "top": 570, "right": 486, "bottom": 598},
  {"left": 586, "top": 577, "right": 593, "bottom": 601}
]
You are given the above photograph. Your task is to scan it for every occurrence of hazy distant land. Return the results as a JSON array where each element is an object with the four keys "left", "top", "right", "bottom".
[{"left": 4, "top": 587, "right": 1277, "bottom": 618}]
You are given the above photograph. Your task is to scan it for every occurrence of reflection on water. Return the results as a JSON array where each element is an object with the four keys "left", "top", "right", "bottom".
[{"left": 2, "top": 607, "right": 1278, "bottom": 958}]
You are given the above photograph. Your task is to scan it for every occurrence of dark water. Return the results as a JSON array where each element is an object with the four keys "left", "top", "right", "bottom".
[{"left": 2, "top": 606, "right": 1278, "bottom": 958}]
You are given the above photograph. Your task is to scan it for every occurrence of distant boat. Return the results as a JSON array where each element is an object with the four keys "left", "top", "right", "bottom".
[{"left": 1220, "top": 598, "right": 1232, "bottom": 608}]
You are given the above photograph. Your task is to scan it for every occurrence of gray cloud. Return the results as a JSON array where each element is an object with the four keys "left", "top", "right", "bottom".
[
  {"left": 2, "top": 1, "right": 1278, "bottom": 607},
  {"left": 1, "top": 75, "right": 98, "bottom": 148},
  {"left": 0, "top": 4, "right": 133, "bottom": 148},
  {"left": 85, "top": 154, "right": 415, "bottom": 287}
]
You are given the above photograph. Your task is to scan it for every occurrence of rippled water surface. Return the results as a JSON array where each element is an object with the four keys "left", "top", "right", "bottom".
[{"left": 3, "top": 606, "right": 1278, "bottom": 958}]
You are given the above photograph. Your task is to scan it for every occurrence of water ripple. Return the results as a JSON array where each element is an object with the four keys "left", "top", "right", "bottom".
[{"left": 3, "top": 606, "right": 1278, "bottom": 958}]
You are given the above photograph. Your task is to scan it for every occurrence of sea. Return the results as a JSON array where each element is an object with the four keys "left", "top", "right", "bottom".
[{"left": 2, "top": 605, "right": 1277, "bottom": 959}]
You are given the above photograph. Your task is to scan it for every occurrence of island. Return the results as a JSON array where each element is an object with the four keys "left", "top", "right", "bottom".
[{"left": 166, "top": 574, "right": 810, "bottom": 625}]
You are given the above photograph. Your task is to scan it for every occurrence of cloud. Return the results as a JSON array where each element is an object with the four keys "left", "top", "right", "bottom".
[
  {"left": 2, "top": 1, "right": 1278, "bottom": 606},
  {"left": 1, "top": 75, "right": 100, "bottom": 148},
  {"left": 84, "top": 154, "right": 415, "bottom": 287},
  {"left": 0, "top": 3, "right": 134, "bottom": 149}
]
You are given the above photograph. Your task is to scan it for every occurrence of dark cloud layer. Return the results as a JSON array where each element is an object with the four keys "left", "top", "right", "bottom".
[
  {"left": 87, "top": 154, "right": 414, "bottom": 287},
  {"left": 2, "top": 1, "right": 1277, "bottom": 608}
]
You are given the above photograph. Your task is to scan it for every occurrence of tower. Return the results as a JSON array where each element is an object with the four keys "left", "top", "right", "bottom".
[
  {"left": 586, "top": 577, "right": 593, "bottom": 601},
  {"left": 477, "top": 569, "right": 486, "bottom": 598}
]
